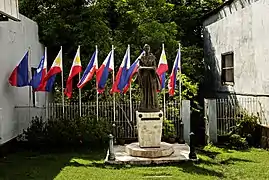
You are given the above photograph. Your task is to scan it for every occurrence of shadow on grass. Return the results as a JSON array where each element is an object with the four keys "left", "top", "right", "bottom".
[
  {"left": 196, "top": 148, "right": 221, "bottom": 159},
  {"left": 66, "top": 154, "right": 254, "bottom": 179},
  {"left": 0, "top": 147, "right": 255, "bottom": 180},
  {"left": 0, "top": 149, "right": 106, "bottom": 180}
]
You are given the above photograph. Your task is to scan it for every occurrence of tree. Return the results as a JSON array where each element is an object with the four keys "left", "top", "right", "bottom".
[{"left": 19, "top": 0, "right": 223, "bottom": 103}]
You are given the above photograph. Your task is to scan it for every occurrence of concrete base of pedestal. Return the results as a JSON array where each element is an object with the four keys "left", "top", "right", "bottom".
[
  {"left": 125, "top": 142, "right": 174, "bottom": 158},
  {"left": 104, "top": 143, "right": 197, "bottom": 165}
]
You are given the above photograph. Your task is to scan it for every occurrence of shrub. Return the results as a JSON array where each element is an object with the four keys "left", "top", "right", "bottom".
[
  {"left": 229, "top": 111, "right": 260, "bottom": 147},
  {"left": 162, "top": 119, "right": 176, "bottom": 139},
  {"left": 23, "top": 115, "right": 112, "bottom": 149},
  {"left": 228, "top": 134, "right": 248, "bottom": 150}
]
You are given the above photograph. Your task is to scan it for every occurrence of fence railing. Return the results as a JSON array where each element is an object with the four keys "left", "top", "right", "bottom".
[
  {"left": 47, "top": 100, "right": 183, "bottom": 139},
  {"left": 216, "top": 97, "right": 264, "bottom": 136}
]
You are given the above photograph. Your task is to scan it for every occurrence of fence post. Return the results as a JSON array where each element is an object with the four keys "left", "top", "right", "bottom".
[
  {"left": 0, "top": 108, "right": 2, "bottom": 143},
  {"left": 182, "top": 100, "right": 190, "bottom": 144},
  {"left": 204, "top": 98, "right": 217, "bottom": 144}
]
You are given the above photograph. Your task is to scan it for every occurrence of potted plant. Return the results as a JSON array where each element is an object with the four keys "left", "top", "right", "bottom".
[{"left": 162, "top": 119, "right": 177, "bottom": 143}]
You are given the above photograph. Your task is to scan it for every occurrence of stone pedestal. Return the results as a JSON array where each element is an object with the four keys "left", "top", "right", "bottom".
[
  {"left": 136, "top": 111, "right": 163, "bottom": 148},
  {"left": 125, "top": 142, "right": 174, "bottom": 158}
]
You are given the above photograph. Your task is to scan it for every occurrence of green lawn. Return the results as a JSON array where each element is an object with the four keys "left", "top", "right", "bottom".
[{"left": 0, "top": 145, "right": 269, "bottom": 180}]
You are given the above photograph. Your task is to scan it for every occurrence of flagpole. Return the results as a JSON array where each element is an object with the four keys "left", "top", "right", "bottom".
[
  {"left": 79, "top": 74, "right": 82, "bottom": 117},
  {"left": 112, "top": 45, "right": 116, "bottom": 123},
  {"left": 162, "top": 43, "right": 166, "bottom": 117},
  {"left": 61, "top": 46, "right": 65, "bottom": 114},
  {"left": 178, "top": 43, "right": 182, "bottom": 120},
  {"left": 44, "top": 47, "right": 49, "bottom": 120},
  {"left": 28, "top": 46, "right": 32, "bottom": 122},
  {"left": 128, "top": 45, "right": 133, "bottom": 122},
  {"left": 78, "top": 45, "right": 82, "bottom": 117},
  {"left": 96, "top": 45, "right": 99, "bottom": 121}
]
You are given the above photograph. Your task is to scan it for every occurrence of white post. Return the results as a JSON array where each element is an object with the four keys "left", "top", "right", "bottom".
[
  {"left": 182, "top": 100, "right": 190, "bottom": 144},
  {"left": 61, "top": 46, "right": 65, "bottom": 114},
  {"left": 204, "top": 99, "right": 217, "bottom": 144},
  {"left": 96, "top": 45, "right": 99, "bottom": 121},
  {"left": 112, "top": 45, "right": 116, "bottom": 122}
]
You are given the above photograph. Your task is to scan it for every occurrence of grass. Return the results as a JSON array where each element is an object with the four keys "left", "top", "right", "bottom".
[{"left": 0, "top": 145, "right": 269, "bottom": 180}]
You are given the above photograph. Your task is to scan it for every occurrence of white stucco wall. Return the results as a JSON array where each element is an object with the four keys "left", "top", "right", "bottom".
[
  {"left": 0, "top": 14, "right": 45, "bottom": 144},
  {"left": 203, "top": 0, "right": 269, "bottom": 124}
]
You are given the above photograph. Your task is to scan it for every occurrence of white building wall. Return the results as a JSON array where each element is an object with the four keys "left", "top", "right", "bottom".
[
  {"left": 203, "top": 0, "right": 269, "bottom": 124},
  {"left": 0, "top": 14, "right": 45, "bottom": 144}
]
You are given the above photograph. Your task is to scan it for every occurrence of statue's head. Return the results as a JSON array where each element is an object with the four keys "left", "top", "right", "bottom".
[{"left": 143, "top": 44, "right": 150, "bottom": 53}]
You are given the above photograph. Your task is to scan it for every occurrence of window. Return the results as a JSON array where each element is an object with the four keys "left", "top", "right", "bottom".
[
  {"left": 221, "top": 52, "right": 234, "bottom": 84},
  {"left": 31, "top": 67, "right": 37, "bottom": 107}
]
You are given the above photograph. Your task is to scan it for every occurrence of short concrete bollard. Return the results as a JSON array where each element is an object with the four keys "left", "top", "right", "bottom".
[
  {"left": 108, "top": 134, "right": 115, "bottom": 160},
  {"left": 112, "top": 123, "right": 116, "bottom": 144},
  {"left": 188, "top": 132, "right": 197, "bottom": 160}
]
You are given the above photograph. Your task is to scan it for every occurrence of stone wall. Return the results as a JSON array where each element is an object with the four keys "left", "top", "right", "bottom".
[
  {"left": 0, "top": 14, "right": 45, "bottom": 145},
  {"left": 203, "top": 0, "right": 269, "bottom": 124}
]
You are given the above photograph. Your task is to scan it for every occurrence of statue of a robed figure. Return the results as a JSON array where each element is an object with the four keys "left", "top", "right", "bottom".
[{"left": 137, "top": 44, "right": 161, "bottom": 112}]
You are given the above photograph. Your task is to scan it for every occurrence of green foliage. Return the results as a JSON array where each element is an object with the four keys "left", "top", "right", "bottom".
[
  {"left": 236, "top": 111, "right": 260, "bottom": 137},
  {"left": 23, "top": 115, "right": 112, "bottom": 149},
  {"left": 229, "top": 111, "right": 260, "bottom": 138},
  {"left": 226, "top": 110, "right": 261, "bottom": 148},
  {"left": 162, "top": 119, "right": 176, "bottom": 139},
  {"left": 18, "top": 0, "right": 222, "bottom": 102},
  {"left": 228, "top": 134, "right": 248, "bottom": 150}
]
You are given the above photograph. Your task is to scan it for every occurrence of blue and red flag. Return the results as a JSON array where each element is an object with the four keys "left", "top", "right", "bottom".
[
  {"left": 29, "top": 48, "right": 47, "bottom": 90},
  {"left": 9, "top": 51, "right": 29, "bottom": 87},
  {"left": 77, "top": 48, "right": 98, "bottom": 89},
  {"left": 96, "top": 48, "right": 114, "bottom": 93},
  {"left": 110, "top": 45, "right": 130, "bottom": 94},
  {"left": 123, "top": 51, "right": 144, "bottom": 93},
  {"left": 156, "top": 44, "right": 168, "bottom": 91},
  {"left": 168, "top": 46, "right": 181, "bottom": 96}
]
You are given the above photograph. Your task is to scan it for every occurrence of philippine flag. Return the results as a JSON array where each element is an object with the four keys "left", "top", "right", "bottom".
[
  {"left": 110, "top": 45, "right": 130, "bottom": 94},
  {"left": 43, "top": 47, "right": 63, "bottom": 82},
  {"left": 77, "top": 48, "right": 98, "bottom": 89},
  {"left": 8, "top": 51, "right": 29, "bottom": 87},
  {"left": 168, "top": 46, "right": 181, "bottom": 96},
  {"left": 64, "top": 46, "right": 82, "bottom": 98},
  {"left": 122, "top": 51, "right": 144, "bottom": 93},
  {"left": 96, "top": 48, "right": 114, "bottom": 93},
  {"left": 156, "top": 44, "right": 168, "bottom": 90}
]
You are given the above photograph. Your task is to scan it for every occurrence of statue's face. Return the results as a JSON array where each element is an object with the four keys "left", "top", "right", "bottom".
[{"left": 144, "top": 44, "right": 150, "bottom": 53}]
